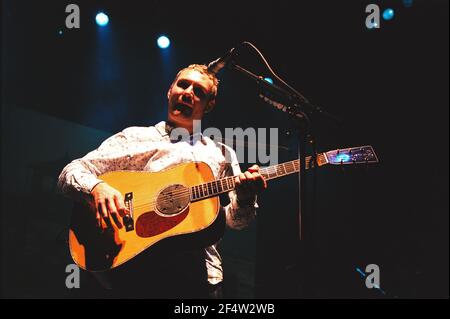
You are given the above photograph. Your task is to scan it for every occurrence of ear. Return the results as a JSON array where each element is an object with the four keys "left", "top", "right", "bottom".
[
  {"left": 167, "top": 88, "right": 171, "bottom": 100},
  {"left": 204, "top": 99, "right": 216, "bottom": 113}
]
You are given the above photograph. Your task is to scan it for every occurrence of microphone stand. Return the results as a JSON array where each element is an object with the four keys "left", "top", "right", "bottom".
[{"left": 229, "top": 62, "right": 339, "bottom": 297}]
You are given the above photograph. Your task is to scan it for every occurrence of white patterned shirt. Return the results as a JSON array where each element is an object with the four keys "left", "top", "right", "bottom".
[{"left": 57, "top": 121, "right": 257, "bottom": 285}]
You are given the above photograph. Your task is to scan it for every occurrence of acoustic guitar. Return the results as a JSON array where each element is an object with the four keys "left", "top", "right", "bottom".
[{"left": 69, "top": 145, "right": 378, "bottom": 271}]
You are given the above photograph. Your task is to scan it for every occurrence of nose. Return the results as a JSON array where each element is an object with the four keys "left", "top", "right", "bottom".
[{"left": 182, "top": 85, "right": 194, "bottom": 104}]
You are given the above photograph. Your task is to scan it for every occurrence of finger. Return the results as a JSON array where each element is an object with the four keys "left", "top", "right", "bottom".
[
  {"left": 251, "top": 172, "right": 267, "bottom": 188},
  {"left": 107, "top": 198, "right": 125, "bottom": 229},
  {"left": 93, "top": 199, "right": 101, "bottom": 226},
  {"left": 95, "top": 208, "right": 102, "bottom": 226},
  {"left": 235, "top": 173, "right": 246, "bottom": 188},
  {"left": 244, "top": 171, "right": 254, "bottom": 181},
  {"left": 107, "top": 198, "right": 118, "bottom": 216},
  {"left": 114, "top": 195, "right": 128, "bottom": 217},
  {"left": 98, "top": 218, "right": 106, "bottom": 231},
  {"left": 248, "top": 164, "right": 260, "bottom": 172},
  {"left": 99, "top": 201, "right": 108, "bottom": 219},
  {"left": 107, "top": 197, "right": 124, "bottom": 228},
  {"left": 95, "top": 210, "right": 101, "bottom": 228},
  {"left": 257, "top": 175, "right": 267, "bottom": 191},
  {"left": 110, "top": 211, "right": 123, "bottom": 229},
  {"left": 256, "top": 178, "right": 266, "bottom": 192},
  {"left": 251, "top": 172, "right": 261, "bottom": 179},
  {"left": 97, "top": 205, "right": 107, "bottom": 230},
  {"left": 103, "top": 215, "right": 113, "bottom": 229},
  {"left": 257, "top": 174, "right": 267, "bottom": 189},
  {"left": 98, "top": 201, "right": 109, "bottom": 230},
  {"left": 236, "top": 173, "right": 247, "bottom": 190}
]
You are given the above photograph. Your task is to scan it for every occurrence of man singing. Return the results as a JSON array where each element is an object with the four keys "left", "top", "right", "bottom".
[{"left": 58, "top": 64, "right": 267, "bottom": 298}]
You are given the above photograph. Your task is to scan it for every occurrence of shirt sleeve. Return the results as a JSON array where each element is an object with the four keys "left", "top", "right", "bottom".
[
  {"left": 218, "top": 143, "right": 258, "bottom": 230},
  {"left": 57, "top": 127, "right": 156, "bottom": 201}
]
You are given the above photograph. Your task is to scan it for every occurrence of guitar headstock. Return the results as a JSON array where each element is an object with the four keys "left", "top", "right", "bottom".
[{"left": 325, "top": 146, "right": 379, "bottom": 165}]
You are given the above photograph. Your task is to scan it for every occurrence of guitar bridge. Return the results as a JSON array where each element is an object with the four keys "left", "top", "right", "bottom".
[{"left": 123, "top": 192, "right": 134, "bottom": 232}]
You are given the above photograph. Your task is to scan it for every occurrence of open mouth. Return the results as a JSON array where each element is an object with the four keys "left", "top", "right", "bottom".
[{"left": 173, "top": 103, "right": 193, "bottom": 117}]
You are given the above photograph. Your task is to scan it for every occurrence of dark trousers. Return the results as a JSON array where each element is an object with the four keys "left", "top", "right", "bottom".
[{"left": 82, "top": 248, "right": 214, "bottom": 299}]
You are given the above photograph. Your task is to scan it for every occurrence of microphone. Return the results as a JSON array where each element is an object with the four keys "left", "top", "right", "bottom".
[{"left": 207, "top": 47, "right": 237, "bottom": 75}]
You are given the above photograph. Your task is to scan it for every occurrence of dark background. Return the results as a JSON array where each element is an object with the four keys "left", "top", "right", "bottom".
[{"left": 1, "top": 0, "right": 448, "bottom": 298}]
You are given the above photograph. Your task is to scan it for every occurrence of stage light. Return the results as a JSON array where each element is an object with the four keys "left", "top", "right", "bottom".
[
  {"left": 96, "top": 12, "right": 109, "bottom": 27},
  {"left": 157, "top": 35, "right": 170, "bottom": 49},
  {"left": 264, "top": 77, "right": 274, "bottom": 84},
  {"left": 403, "top": 0, "right": 413, "bottom": 8},
  {"left": 335, "top": 153, "right": 351, "bottom": 163},
  {"left": 382, "top": 8, "right": 394, "bottom": 20}
]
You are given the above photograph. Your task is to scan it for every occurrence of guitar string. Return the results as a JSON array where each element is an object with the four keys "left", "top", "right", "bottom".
[
  {"left": 96, "top": 154, "right": 373, "bottom": 214},
  {"left": 127, "top": 157, "right": 374, "bottom": 211},
  {"left": 105, "top": 156, "right": 377, "bottom": 214},
  {"left": 126, "top": 165, "right": 302, "bottom": 211},
  {"left": 99, "top": 161, "right": 305, "bottom": 213},
  {"left": 109, "top": 155, "right": 357, "bottom": 207},
  {"left": 135, "top": 161, "right": 304, "bottom": 204},
  {"left": 130, "top": 163, "right": 300, "bottom": 206},
  {"left": 111, "top": 160, "right": 307, "bottom": 210},
  {"left": 127, "top": 162, "right": 302, "bottom": 208}
]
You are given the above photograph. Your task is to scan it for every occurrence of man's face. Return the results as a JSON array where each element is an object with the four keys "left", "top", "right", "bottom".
[{"left": 167, "top": 69, "right": 215, "bottom": 133}]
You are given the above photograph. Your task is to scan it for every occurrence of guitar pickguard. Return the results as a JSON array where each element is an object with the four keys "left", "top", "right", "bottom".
[{"left": 135, "top": 207, "right": 190, "bottom": 237}]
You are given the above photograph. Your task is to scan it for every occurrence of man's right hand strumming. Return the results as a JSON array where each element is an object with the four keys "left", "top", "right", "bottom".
[{"left": 90, "top": 182, "right": 129, "bottom": 229}]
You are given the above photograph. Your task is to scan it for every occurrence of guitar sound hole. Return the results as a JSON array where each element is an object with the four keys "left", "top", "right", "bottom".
[{"left": 156, "top": 184, "right": 190, "bottom": 216}]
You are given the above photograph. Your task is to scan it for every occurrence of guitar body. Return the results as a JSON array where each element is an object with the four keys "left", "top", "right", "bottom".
[{"left": 69, "top": 161, "right": 224, "bottom": 272}]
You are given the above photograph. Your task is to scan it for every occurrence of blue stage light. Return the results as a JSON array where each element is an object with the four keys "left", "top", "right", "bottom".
[
  {"left": 264, "top": 77, "right": 274, "bottom": 84},
  {"left": 96, "top": 12, "right": 109, "bottom": 27},
  {"left": 403, "top": 0, "right": 413, "bottom": 8},
  {"left": 335, "top": 153, "right": 351, "bottom": 163},
  {"left": 157, "top": 35, "right": 170, "bottom": 49},
  {"left": 382, "top": 8, "right": 394, "bottom": 21}
]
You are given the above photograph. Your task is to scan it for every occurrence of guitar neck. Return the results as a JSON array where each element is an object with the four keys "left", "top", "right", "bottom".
[
  {"left": 190, "top": 153, "right": 327, "bottom": 202},
  {"left": 260, "top": 153, "right": 327, "bottom": 181}
]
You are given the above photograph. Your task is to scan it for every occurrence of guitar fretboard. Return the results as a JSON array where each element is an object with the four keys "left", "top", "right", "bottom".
[{"left": 190, "top": 153, "right": 327, "bottom": 202}]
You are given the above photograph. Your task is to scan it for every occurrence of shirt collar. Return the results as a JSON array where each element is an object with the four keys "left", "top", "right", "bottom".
[
  {"left": 155, "top": 121, "right": 173, "bottom": 137},
  {"left": 155, "top": 120, "right": 206, "bottom": 145}
]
